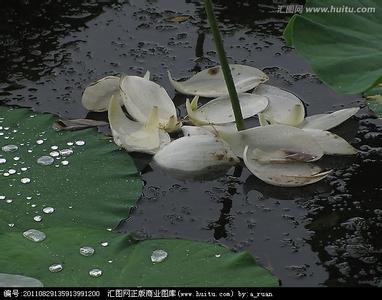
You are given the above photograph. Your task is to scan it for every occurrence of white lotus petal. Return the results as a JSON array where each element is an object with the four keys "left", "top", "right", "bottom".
[
  {"left": 119, "top": 75, "right": 178, "bottom": 130},
  {"left": 82, "top": 76, "right": 120, "bottom": 112},
  {"left": 181, "top": 126, "right": 215, "bottom": 137},
  {"left": 303, "top": 129, "right": 357, "bottom": 155},
  {"left": 108, "top": 93, "right": 169, "bottom": 154},
  {"left": 186, "top": 93, "right": 268, "bottom": 125},
  {"left": 153, "top": 135, "right": 239, "bottom": 179},
  {"left": 301, "top": 107, "right": 360, "bottom": 130},
  {"left": 143, "top": 70, "right": 150, "bottom": 80},
  {"left": 253, "top": 84, "right": 305, "bottom": 126},
  {"left": 168, "top": 64, "right": 268, "bottom": 97},
  {"left": 216, "top": 124, "right": 323, "bottom": 161},
  {"left": 243, "top": 146, "right": 331, "bottom": 187}
]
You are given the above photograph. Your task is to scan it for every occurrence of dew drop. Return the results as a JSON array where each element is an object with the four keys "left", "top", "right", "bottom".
[
  {"left": 0, "top": 195, "right": 5, "bottom": 200},
  {"left": 23, "top": 229, "right": 46, "bottom": 242},
  {"left": 67, "top": 142, "right": 74, "bottom": 146},
  {"left": 0, "top": 158, "right": 6, "bottom": 164},
  {"left": 61, "top": 160, "right": 69, "bottom": 166},
  {"left": 59, "top": 149, "right": 73, "bottom": 156},
  {"left": 89, "top": 268, "right": 102, "bottom": 278},
  {"left": 43, "top": 207, "right": 54, "bottom": 214},
  {"left": 101, "top": 242, "right": 109, "bottom": 247},
  {"left": 37, "top": 156, "right": 54, "bottom": 166},
  {"left": 6, "top": 199, "right": 13, "bottom": 204},
  {"left": 8, "top": 223, "right": 15, "bottom": 227},
  {"left": 2, "top": 145, "right": 18, "bottom": 152},
  {"left": 3, "top": 172, "right": 10, "bottom": 177},
  {"left": 49, "top": 151, "right": 60, "bottom": 157},
  {"left": 50, "top": 146, "right": 58, "bottom": 150},
  {"left": 8, "top": 169, "right": 16, "bottom": 174},
  {"left": 21, "top": 178, "right": 31, "bottom": 184},
  {"left": 80, "top": 246, "right": 95, "bottom": 257},
  {"left": 33, "top": 215, "right": 42, "bottom": 222},
  {"left": 151, "top": 249, "right": 168, "bottom": 263},
  {"left": 75, "top": 140, "right": 85, "bottom": 146},
  {"left": 13, "top": 157, "right": 20, "bottom": 161},
  {"left": 36, "top": 140, "right": 44, "bottom": 145},
  {"left": 49, "top": 263, "right": 63, "bottom": 273}
]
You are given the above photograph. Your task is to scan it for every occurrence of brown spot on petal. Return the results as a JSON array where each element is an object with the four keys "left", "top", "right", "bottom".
[{"left": 208, "top": 67, "right": 220, "bottom": 75}]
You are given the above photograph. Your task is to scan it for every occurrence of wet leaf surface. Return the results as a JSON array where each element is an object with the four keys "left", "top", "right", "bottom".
[
  {"left": 0, "top": 0, "right": 380, "bottom": 286},
  {"left": 0, "top": 106, "right": 278, "bottom": 287}
]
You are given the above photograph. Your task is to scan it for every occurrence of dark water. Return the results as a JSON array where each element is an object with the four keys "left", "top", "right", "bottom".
[{"left": 1, "top": 0, "right": 381, "bottom": 286}]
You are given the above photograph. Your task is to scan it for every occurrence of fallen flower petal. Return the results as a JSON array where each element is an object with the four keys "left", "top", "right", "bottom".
[
  {"left": 215, "top": 124, "right": 323, "bottom": 161},
  {"left": 243, "top": 146, "right": 331, "bottom": 187},
  {"left": 253, "top": 84, "right": 305, "bottom": 126},
  {"left": 186, "top": 93, "right": 268, "bottom": 125},
  {"left": 168, "top": 64, "right": 268, "bottom": 97},
  {"left": 153, "top": 135, "right": 239, "bottom": 179},
  {"left": 82, "top": 75, "right": 120, "bottom": 112},
  {"left": 108, "top": 93, "right": 169, "bottom": 154},
  {"left": 300, "top": 107, "right": 359, "bottom": 130},
  {"left": 120, "top": 75, "right": 179, "bottom": 132},
  {"left": 303, "top": 129, "right": 357, "bottom": 155}
]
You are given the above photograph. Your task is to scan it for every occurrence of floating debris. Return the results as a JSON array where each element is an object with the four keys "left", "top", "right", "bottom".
[
  {"left": 151, "top": 249, "right": 168, "bottom": 263},
  {"left": 49, "top": 263, "right": 63, "bottom": 273},
  {"left": 89, "top": 268, "right": 102, "bottom": 278},
  {"left": 80, "top": 246, "right": 95, "bottom": 257},
  {"left": 22, "top": 229, "right": 46, "bottom": 242},
  {"left": 37, "top": 156, "right": 54, "bottom": 166}
]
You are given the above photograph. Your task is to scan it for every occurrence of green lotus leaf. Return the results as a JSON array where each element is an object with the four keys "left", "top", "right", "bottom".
[{"left": 0, "top": 106, "right": 278, "bottom": 287}]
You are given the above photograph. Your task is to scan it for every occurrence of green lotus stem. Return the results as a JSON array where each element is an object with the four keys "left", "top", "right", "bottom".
[{"left": 203, "top": 0, "right": 245, "bottom": 131}]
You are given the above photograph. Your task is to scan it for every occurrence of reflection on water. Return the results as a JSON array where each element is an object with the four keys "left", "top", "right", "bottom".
[
  {"left": 0, "top": 0, "right": 381, "bottom": 287},
  {"left": 0, "top": 0, "right": 116, "bottom": 94}
]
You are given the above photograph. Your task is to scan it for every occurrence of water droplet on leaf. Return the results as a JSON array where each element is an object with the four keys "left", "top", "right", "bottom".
[
  {"left": 23, "top": 229, "right": 46, "bottom": 242},
  {"left": 151, "top": 249, "right": 168, "bottom": 263}
]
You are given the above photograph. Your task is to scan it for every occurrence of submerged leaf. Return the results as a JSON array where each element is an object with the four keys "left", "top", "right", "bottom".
[
  {"left": 186, "top": 93, "right": 268, "bottom": 125},
  {"left": 300, "top": 107, "right": 359, "bottom": 130},
  {"left": 168, "top": 64, "right": 268, "bottom": 97},
  {"left": 252, "top": 84, "right": 305, "bottom": 126},
  {"left": 81, "top": 76, "right": 120, "bottom": 112},
  {"left": 53, "top": 119, "right": 109, "bottom": 131},
  {"left": 153, "top": 135, "right": 239, "bottom": 179},
  {"left": 244, "top": 146, "right": 331, "bottom": 187},
  {"left": 120, "top": 75, "right": 179, "bottom": 132}
]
